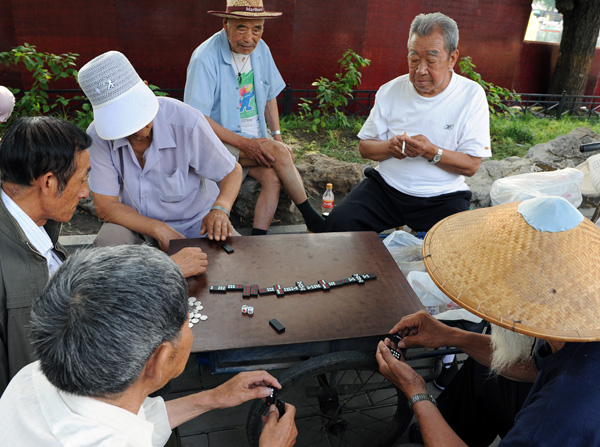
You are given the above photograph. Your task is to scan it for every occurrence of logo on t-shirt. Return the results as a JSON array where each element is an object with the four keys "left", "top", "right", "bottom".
[
  {"left": 238, "top": 72, "right": 258, "bottom": 119},
  {"left": 239, "top": 83, "right": 255, "bottom": 113},
  {"left": 444, "top": 124, "right": 454, "bottom": 130}
]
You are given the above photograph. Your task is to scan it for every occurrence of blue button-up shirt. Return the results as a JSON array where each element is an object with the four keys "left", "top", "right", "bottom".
[
  {"left": 184, "top": 29, "right": 285, "bottom": 138},
  {"left": 88, "top": 97, "right": 236, "bottom": 238}
]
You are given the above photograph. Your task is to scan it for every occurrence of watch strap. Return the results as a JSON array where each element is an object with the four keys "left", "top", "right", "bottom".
[{"left": 407, "top": 393, "right": 437, "bottom": 410}]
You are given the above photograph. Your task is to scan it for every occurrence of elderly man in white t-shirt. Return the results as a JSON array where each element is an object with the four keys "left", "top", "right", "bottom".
[{"left": 319, "top": 12, "right": 491, "bottom": 234}]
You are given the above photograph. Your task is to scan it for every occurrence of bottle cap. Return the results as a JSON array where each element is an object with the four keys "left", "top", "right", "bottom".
[{"left": 327, "top": 183, "right": 333, "bottom": 188}]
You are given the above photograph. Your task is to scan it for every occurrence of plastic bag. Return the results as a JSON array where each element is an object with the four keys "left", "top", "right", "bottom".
[
  {"left": 490, "top": 168, "right": 583, "bottom": 207},
  {"left": 382, "top": 230, "right": 422, "bottom": 248},
  {"left": 406, "top": 271, "right": 482, "bottom": 323},
  {"left": 388, "top": 245, "right": 426, "bottom": 277}
]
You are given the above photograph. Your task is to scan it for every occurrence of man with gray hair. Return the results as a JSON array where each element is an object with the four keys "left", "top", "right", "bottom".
[
  {"left": 0, "top": 245, "right": 297, "bottom": 446},
  {"left": 377, "top": 196, "right": 600, "bottom": 445},
  {"left": 318, "top": 12, "right": 491, "bottom": 234}
]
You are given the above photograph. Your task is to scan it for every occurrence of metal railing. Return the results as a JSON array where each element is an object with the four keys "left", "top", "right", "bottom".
[{"left": 15, "top": 88, "right": 600, "bottom": 120}]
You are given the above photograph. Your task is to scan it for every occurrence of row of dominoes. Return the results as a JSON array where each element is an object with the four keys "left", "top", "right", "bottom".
[{"left": 209, "top": 273, "right": 377, "bottom": 297}]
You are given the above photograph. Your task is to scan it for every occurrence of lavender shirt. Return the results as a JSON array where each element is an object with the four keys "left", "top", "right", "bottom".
[{"left": 88, "top": 97, "right": 236, "bottom": 238}]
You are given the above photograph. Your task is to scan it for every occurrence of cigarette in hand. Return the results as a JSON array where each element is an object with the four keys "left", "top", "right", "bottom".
[{"left": 401, "top": 132, "right": 407, "bottom": 154}]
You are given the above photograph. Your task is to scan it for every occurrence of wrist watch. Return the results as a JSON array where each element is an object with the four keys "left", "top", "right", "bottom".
[
  {"left": 430, "top": 147, "right": 443, "bottom": 164},
  {"left": 407, "top": 393, "right": 437, "bottom": 411}
]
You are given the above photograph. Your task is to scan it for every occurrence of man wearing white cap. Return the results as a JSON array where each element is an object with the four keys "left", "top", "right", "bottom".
[
  {"left": 78, "top": 51, "right": 243, "bottom": 263},
  {"left": 184, "top": 0, "right": 325, "bottom": 235},
  {"left": 376, "top": 196, "right": 600, "bottom": 446}
]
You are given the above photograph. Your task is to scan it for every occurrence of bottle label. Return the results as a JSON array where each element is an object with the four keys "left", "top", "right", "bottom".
[{"left": 322, "top": 200, "right": 334, "bottom": 209}]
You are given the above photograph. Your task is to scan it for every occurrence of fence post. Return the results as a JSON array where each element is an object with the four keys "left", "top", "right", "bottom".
[
  {"left": 557, "top": 91, "right": 567, "bottom": 118},
  {"left": 283, "top": 84, "right": 292, "bottom": 116}
]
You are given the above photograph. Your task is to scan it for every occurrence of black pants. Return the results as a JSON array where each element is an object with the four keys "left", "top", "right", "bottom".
[
  {"left": 437, "top": 357, "right": 533, "bottom": 447},
  {"left": 319, "top": 168, "right": 472, "bottom": 233}
]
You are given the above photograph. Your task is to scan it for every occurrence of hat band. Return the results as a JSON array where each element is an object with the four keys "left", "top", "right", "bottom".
[{"left": 226, "top": 6, "right": 265, "bottom": 13}]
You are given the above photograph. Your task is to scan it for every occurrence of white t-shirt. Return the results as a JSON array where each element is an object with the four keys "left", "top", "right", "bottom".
[
  {"left": 0, "top": 362, "right": 172, "bottom": 447},
  {"left": 231, "top": 52, "right": 261, "bottom": 138},
  {"left": 358, "top": 72, "right": 491, "bottom": 197}
]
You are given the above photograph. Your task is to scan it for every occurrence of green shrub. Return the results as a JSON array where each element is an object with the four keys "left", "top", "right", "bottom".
[
  {"left": 299, "top": 49, "right": 370, "bottom": 133},
  {"left": 0, "top": 44, "right": 82, "bottom": 117},
  {"left": 459, "top": 56, "right": 521, "bottom": 116}
]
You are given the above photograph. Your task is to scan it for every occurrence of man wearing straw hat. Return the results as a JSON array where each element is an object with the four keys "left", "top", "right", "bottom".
[
  {"left": 78, "top": 51, "right": 242, "bottom": 270},
  {"left": 184, "top": 0, "right": 325, "bottom": 235},
  {"left": 376, "top": 196, "right": 600, "bottom": 446}
]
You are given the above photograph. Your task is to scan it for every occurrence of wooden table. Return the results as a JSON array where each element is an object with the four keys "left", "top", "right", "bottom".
[{"left": 170, "top": 232, "right": 423, "bottom": 371}]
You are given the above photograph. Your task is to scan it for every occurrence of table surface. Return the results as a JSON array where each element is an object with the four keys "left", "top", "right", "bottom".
[{"left": 170, "top": 232, "right": 423, "bottom": 353}]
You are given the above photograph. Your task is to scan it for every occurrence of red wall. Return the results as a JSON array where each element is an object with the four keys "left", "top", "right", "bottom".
[{"left": 1, "top": 0, "right": 599, "bottom": 96}]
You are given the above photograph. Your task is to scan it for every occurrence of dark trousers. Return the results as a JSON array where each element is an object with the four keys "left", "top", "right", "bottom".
[
  {"left": 319, "top": 168, "right": 472, "bottom": 233},
  {"left": 437, "top": 358, "right": 533, "bottom": 447}
]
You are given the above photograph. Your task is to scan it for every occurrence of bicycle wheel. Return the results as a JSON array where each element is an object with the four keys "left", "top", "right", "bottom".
[{"left": 246, "top": 351, "right": 411, "bottom": 447}]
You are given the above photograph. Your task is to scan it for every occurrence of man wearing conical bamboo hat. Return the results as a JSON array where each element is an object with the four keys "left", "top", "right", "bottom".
[{"left": 377, "top": 196, "right": 600, "bottom": 446}]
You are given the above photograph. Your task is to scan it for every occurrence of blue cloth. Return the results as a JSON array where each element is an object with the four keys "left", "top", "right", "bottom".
[
  {"left": 499, "top": 341, "right": 600, "bottom": 446},
  {"left": 518, "top": 196, "right": 583, "bottom": 233},
  {"left": 183, "top": 29, "right": 285, "bottom": 138}
]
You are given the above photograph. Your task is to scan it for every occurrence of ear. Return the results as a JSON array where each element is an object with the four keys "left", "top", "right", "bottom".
[
  {"left": 142, "top": 342, "right": 174, "bottom": 388},
  {"left": 448, "top": 49, "right": 459, "bottom": 70},
  {"left": 34, "top": 172, "right": 58, "bottom": 197},
  {"left": 223, "top": 18, "right": 228, "bottom": 31}
]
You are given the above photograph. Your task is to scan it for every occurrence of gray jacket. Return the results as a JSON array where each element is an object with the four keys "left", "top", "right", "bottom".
[{"left": 0, "top": 195, "right": 68, "bottom": 395}]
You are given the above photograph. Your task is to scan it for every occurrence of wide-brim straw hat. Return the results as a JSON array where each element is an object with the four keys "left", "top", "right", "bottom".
[
  {"left": 423, "top": 196, "right": 600, "bottom": 342},
  {"left": 208, "top": 0, "right": 282, "bottom": 19},
  {"left": 78, "top": 51, "right": 158, "bottom": 140}
]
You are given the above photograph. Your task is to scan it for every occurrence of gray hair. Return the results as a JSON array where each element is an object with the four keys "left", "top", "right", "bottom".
[
  {"left": 31, "top": 245, "right": 188, "bottom": 398},
  {"left": 409, "top": 12, "right": 459, "bottom": 54}
]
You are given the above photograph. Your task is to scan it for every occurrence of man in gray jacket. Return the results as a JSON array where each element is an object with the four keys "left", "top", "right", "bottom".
[
  {"left": 0, "top": 116, "right": 90, "bottom": 394},
  {"left": 0, "top": 117, "right": 207, "bottom": 395}
]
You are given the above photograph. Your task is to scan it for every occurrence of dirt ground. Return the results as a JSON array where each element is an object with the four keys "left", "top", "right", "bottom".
[{"left": 61, "top": 208, "right": 103, "bottom": 236}]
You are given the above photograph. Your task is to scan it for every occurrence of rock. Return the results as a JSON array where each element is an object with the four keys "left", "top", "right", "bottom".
[
  {"left": 527, "top": 127, "right": 600, "bottom": 169},
  {"left": 467, "top": 157, "right": 537, "bottom": 208},
  {"left": 296, "top": 153, "right": 366, "bottom": 206},
  {"left": 230, "top": 153, "right": 365, "bottom": 227}
]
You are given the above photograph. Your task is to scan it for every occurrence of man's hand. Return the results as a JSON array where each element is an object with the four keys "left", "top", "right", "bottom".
[
  {"left": 154, "top": 224, "right": 186, "bottom": 253},
  {"left": 210, "top": 371, "right": 282, "bottom": 409},
  {"left": 170, "top": 247, "right": 208, "bottom": 278},
  {"left": 243, "top": 138, "right": 277, "bottom": 167},
  {"left": 200, "top": 208, "right": 233, "bottom": 241},
  {"left": 376, "top": 341, "right": 427, "bottom": 398},
  {"left": 386, "top": 133, "right": 438, "bottom": 161},
  {"left": 403, "top": 134, "right": 438, "bottom": 160},
  {"left": 391, "top": 310, "right": 456, "bottom": 349},
  {"left": 259, "top": 403, "right": 298, "bottom": 447},
  {"left": 387, "top": 134, "right": 408, "bottom": 160}
]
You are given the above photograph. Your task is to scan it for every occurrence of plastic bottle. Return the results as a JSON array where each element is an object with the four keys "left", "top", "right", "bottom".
[{"left": 321, "top": 183, "right": 334, "bottom": 216}]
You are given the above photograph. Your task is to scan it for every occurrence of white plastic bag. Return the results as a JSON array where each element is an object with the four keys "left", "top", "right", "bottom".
[
  {"left": 490, "top": 168, "right": 584, "bottom": 207},
  {"left": 406, "top": 271, "right": 482, "bottom": 323},
  {"left": 388, "top": 245, "right": 426, "bottom": 277},
  {"left": 382, "top": 230, "right": 422, "bottom": 248},
  {"left": 384, "top": 231, "right": 424, "bottom": 276}
]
